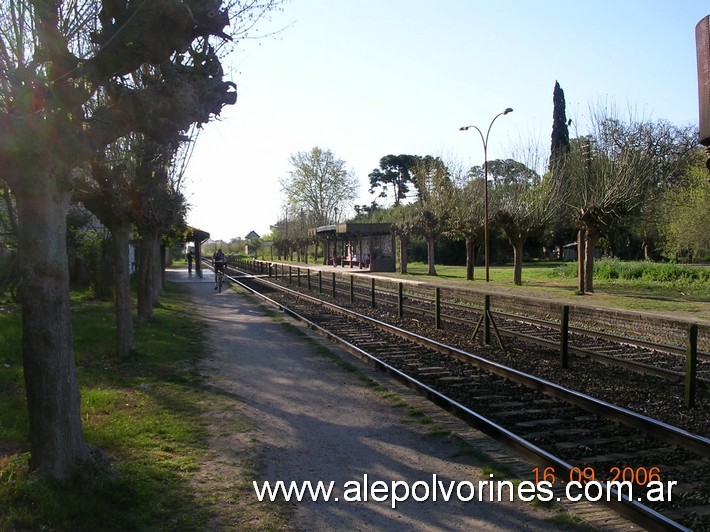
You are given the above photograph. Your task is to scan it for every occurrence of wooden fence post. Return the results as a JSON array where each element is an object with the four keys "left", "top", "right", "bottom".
[
  {"left": 560, "top": 305, "right": 569, "bottom": 369},
  {"left": 685, "top": 323, "right": 698, "bottom": 408},
  {"left": 484, "top": 295, "right": 491, "bottom": 345},
  {"left": 350, "top": 275, "right": 354, "bottom": 304},
  {"left": 371, "top": 278, "right": 376, "bottom": 308},
  {"left": 398, "top": 282, "right": 404, "bottom": 319},
  {"left": 435, "top": 287, "right": 441, "bottom": 329}
]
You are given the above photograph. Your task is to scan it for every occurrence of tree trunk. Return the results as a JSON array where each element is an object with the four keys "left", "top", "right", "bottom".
[
  {"left": 16, "top": 180, "right": 91, "bottom": 479},
  {"left": 137, "top": 232, "right": 155, "bottom": 322},
  {"left": 465, "top": 236, "right": 475, "bottom": 281},
  {"left": 398, "top": 235, "right": 409, "bottom": 274},
  {"left": 577, "top": 228, "right": 585, "bottom": 294},
  {"left": 512, "top": 236, "right": 524, "bottom": 286},
  {"left": 152, "top": 234, "right": 162, "bottom": 304},
  {"left": 113, "top": 223, "right": 135, "bottom": 357},
  {"left": 158, "top": 241, "right": 166, "bottom": 297},
  {"left": 94, "top": 237, "right": 114, "bottom": 301},
  {"left": 585, "top": 229, "right": 599, "bottom": 293},
  {"left": 426, "top": 236, "right": 437, "bottom": 276}
]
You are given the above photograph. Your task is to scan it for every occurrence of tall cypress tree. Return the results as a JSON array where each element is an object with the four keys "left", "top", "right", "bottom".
[{"left": 550, "top": 81, "right": 570, "bottom": 169}]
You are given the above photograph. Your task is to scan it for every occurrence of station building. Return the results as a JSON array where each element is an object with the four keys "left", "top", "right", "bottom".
[{"left": 310, "top": 223, "right": 396, "bottom": 272}]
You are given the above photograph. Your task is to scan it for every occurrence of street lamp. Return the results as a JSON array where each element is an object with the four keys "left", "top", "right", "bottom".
[{"left": 459, "top": 107, "right": 513, "bottom": 282}]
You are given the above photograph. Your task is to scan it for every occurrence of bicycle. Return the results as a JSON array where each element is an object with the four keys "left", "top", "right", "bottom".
[
  {"left": 213, "top": 261, "right": 227, "bottom": 294},
  {"left": 216, "top": 268, "right": 224, "bottom": 293},
  {"left": 214, "top": 263, "right": 226, "bottom": 293}
]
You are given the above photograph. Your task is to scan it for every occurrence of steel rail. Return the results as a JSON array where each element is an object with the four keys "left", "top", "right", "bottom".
[
  {"left": 227, "top": 270, "right": 709, "bottom": 453},
  {"left": 226, "top": 269, "right": 693, "bottom": 532}
]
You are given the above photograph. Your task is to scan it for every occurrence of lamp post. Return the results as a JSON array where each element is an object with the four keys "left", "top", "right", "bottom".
[{"left": 459, "top": 107, "right": 513, "bottom": 282}]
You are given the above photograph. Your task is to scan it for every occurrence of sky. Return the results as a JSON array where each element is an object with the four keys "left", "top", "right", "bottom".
[{"left": 184, "top": 0, "right": 710, "bottom": 242}]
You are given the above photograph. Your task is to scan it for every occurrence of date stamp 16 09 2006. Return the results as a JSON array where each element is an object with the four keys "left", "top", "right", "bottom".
[{"left": 531, "top": 466, "right": 677, "bottom": 503}]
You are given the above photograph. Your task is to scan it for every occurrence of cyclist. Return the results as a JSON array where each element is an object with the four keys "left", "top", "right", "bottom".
[{"left": 213, "top": 248, "right": 227, "bottom": 290}]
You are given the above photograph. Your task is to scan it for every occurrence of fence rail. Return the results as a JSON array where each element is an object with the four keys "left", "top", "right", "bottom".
[{"left": 231, "top": 259, "right": 708, "bottom": 407}]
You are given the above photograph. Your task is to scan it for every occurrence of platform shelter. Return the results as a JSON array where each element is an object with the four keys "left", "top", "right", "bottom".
[
  {"left": 183, "top": 227, "right": 210, "bottom": 277},
  {"left": 311, "top": 223, "right": 395, "bottom": 272}
]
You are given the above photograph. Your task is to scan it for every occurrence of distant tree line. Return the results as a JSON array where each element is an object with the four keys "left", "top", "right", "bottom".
[{"left": 272, "top": 82, "right": 708, "bottom": 293}]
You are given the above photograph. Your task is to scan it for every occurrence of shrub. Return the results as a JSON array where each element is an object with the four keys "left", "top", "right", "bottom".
[{"left": 545, "top": 259, "right": 710, "bottom": 289}]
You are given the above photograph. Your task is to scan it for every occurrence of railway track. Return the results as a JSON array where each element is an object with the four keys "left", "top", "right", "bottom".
[
  {"left": 220, "top": 267, "right": 710, "bottom": 531},
  {"left": 339, "top": 278, "right": 710, "bottom": 387},
  {"left": 259, "top": 261, "right": 709, "bottom": 397}
]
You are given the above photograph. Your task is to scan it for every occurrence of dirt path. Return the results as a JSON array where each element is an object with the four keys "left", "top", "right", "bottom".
[{"left": 171, "top": 269, "right": 591, "bottom": 530}]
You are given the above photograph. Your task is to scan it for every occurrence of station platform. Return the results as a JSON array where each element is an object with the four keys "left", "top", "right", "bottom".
[{"left": 164, "top": 265, "right": 636, "bottom": 531}]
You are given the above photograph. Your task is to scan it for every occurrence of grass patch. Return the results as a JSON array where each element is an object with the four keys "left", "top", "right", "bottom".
[
  {"left": 0, "top": 284, "right": 247, "bottom": 531},
  {"left": 481, "top": 462, "right": 519, "bottom": 481},
  {"left": 390, "top": 260, "right": 710, "bottom": 319},
  {"left": 381, "top": 390, "right": 408, "bottom": 408}
]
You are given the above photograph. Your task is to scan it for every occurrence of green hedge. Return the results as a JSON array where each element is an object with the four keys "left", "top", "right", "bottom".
[{"left": 552, "top": 259, "right": 710, "bottom": 284}]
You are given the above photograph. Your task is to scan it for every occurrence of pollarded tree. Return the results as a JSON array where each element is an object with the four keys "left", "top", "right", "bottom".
[
  {"left": 445, "top": 161, "right": 484, "bottom": 281},
  {"left": 132, "top": 138, "right": 189, "bottom": 322},
  {"left": 281, "top": 204, "right": 311, "bottom": 262},
  {"left": 489, "top": 157, "right": 555, "bottom": 285},
  {"left": 443, "top": 161, "right": 484, "bottom": 281},
  {"left": 412, "top": 156, "right": 452, "bottom": 276},
  {"left": 281, "top": 147, "right": 359, "bottom": 226},
  {"left": 553, "top": 107, "right": 656, "bottom": 292},
  {"left": 271, "top": 212, "right": 293, "bottom": 260},
  {"left": 368, "top": 154, "right": 418, "bottom": 206},
  {"left": 389, "top": 203, "right": 419, "bottom": 274},
  {"left": 0, "top": 0, "right": 256, "bottom": 481},
  {"left": 76, "top": 139, "right": 138, "bottom": 357}
]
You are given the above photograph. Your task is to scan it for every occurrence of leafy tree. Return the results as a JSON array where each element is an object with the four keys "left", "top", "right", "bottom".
[
  {"left": 132, "top": 139, "right": 183, "bottom": 321},
  {"left": 271, "top": 215, "right": 292, "bottom": 260},
  {"left": 412, "top": 156, "right": 452, "bottom": 276},
  {"left": 659, "top": 162, "right": 710, "bottom": 261},
  {"left": 77, "top": 138, "right": 137, "bottom": 357},
  {"left": 353, "top": 201, "right": 380, "bottom": 220},
  {"left": 389, "top": 204, "right": 419, "bottom": 274},
  {"left": 368, "top": 154, "right": 418, "bottom": 206},
  {"left": 446, "top": 166, "right": 485, "bottom": 281},
  {"left": 281, "top": 147, "right": 359, "bottom": 226},
  {"left": 614, "top": 121, "right": 699, "bottom": 260},
  {"left": 0, "top": 180, "right": 18, "bottom": 299},
  {"left": 286, "top": 206, "right": 311, "bottom": 262},
  {"left": 65, "top": 202, "right": 112, "bottom": 298},
  {"left": 489, "top": 157, "right": 554, "bottom": 285}
]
